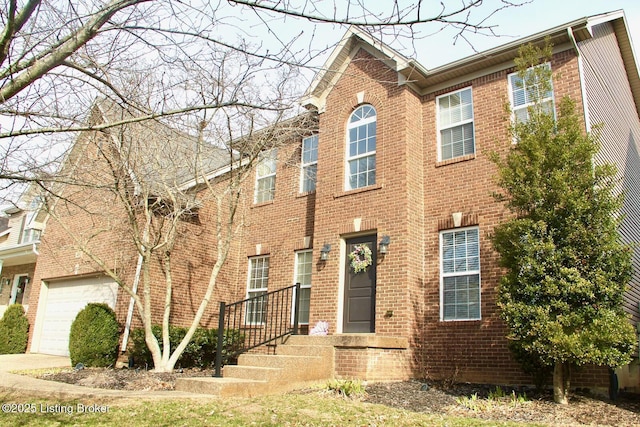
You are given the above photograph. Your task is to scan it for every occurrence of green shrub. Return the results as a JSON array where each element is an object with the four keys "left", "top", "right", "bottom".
[
  {"left": 69, "top": 303, "right": 120, "bottom": 367},
  {"left": 326, "top": 379, "right": 367, "bottom": 398},
  {"left": 129, "top": 325, "right": 244, "bottom": 369},
  {"left": 0, "top": 304, "right": 29, "bottom": 354}
]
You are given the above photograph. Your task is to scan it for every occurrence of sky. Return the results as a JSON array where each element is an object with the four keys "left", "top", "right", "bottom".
[
  {"left": 243, "top": 0, "right": 640, "bottom": 92},
  {"left": 399, "top": 0, "right": 640, "bottom": 69},
  {"left": 4, "top": 0, "right": 640, "bottom": 206}
]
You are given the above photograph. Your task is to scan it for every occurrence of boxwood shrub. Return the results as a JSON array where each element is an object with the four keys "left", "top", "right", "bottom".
[
  {"left": 69, "top": 303, "right": 120, "bottom": 367},
  {"left": 0, "top": 304, "right": 29, "bottom": 354},
  {"left": 129, "top": 325, "right": 244, "bottom": 369}
]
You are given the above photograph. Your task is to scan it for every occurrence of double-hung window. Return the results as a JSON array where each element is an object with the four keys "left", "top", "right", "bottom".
[
  {"left": 19, "top": 196, "right": 42, "bottom": 244},
  {"left": 346, "top": 105, "right": 376, "bottom": 190},
  {"left": 246, "top": 256, "right": 269, "bottom": 324},
  {"left": 508, "top": 63, "right": 554, "bottom": 124},
  {"left": 440, "top": 227, "right": 481, "bottom": 321},
  {"left": 437, "top": 88, "right": 475, "bottom": 161},
  {"left": 294, "top": 250, "right": 313, "bottom": 324},
  {"left": 300, "top": 135, "right": 318, "bottom": 193},
  {"left": 255, "top": 149, "right": 277, "bottom": 203}
]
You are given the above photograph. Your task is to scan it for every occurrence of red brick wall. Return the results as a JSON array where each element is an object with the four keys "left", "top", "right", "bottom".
[
  {"left": 27, "top": 131, "right": 139, "bottom": 350},
  {"left": 242, "top": 134, "right": 317, "bottom": 293},
  {"left": 310, "top": 49, "right": 421, "bottom": 340},
  {"left": 335, "top": 348, "right": 411, "bottom": 381}
]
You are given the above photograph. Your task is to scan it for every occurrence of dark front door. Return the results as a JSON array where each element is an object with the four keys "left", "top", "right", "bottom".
[{"left": 343, "top": 235, "right": 376, "bottom": 333}]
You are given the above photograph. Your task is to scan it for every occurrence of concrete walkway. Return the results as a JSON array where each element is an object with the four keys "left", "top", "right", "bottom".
[{"left": 0, "top": 353, "right": 215, "bottom": 400}]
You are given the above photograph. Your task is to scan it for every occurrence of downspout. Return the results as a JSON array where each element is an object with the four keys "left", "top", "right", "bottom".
[
  {"left": 120, "top": 177, "right": 147, "bottom": 353},
  {"left": 120, "top": 248, "right": 144, "bottom": 353},
  {"left": 568, "top": 26, "right": 592, "bottom": 132}
]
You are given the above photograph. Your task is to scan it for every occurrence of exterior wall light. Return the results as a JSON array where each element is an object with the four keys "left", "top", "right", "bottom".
[
  {"left": 320, "top": 244, "right": 331, "bottom": 261},
  {"left": 379, "top": 235, "right": 391, "bottom": 254}
]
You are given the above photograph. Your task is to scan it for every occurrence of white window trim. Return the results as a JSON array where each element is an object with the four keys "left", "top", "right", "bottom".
[
  {"left": 292, "top": 250, "right": 313, "bottom": 325},
  {"left": 439, "top": 226, "right": 481, "bottom": 321},
  {"left": 246, "top": 256, "right": 269, "bottom": 325},
  {"left": 300, "top": 135, "right": 318, "bottom": 193},
  {"left": 436, "top": 87, "right": 475, "bottom": 162},
  {"left": 507, "top": 63, "right": 555, "bottom": 126},
  {"left": 345, "top": 105, "right": 377, "bottom": 191},
  {"left": 254, "top": 150, "right": 277, "bottom": 204}
]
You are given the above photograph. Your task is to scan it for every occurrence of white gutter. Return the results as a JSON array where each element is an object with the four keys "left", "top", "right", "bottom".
[
  {"left": 567, "top": 27, "right": 592, "bottom": 132},
  {"left": 0, "top": 241, "right": 39, "bottom": 259}
]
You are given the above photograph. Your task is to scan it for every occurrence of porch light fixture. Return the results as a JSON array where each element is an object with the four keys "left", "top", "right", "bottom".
[
  {"left": 320, "top": 244, "right": 331, "bottom": 261},
  {"left": 379, "top": 235, "right": 391, "bottom": 254}
]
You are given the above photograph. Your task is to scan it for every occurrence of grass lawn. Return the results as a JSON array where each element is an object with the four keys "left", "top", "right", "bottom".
[{"left": 0, "top": 391, "right": 546, "bottom": 426}]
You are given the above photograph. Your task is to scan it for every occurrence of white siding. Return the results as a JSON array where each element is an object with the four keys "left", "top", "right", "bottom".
[{"left": 1, "top": 212, "right": 26, "bottom": 247}]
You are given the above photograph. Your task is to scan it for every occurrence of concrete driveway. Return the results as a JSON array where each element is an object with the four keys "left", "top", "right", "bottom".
[
  {"left": 1, "top": 353, "right": 71, "bottom": 372},
  {"left": 0, "top": 353, "right": 213, "bottom": 399}
]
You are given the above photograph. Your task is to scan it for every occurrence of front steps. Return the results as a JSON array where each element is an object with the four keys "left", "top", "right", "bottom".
[{"left": 175, "top": 335, "right": 335, "bottom": 397}]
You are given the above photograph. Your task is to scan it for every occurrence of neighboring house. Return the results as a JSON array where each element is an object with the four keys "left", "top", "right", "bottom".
[
  {"left": 0, "top": 187, "right": 43, "bottom": 319},
  {"left": 23, "top": 10, "right": 640, "bottom": 391}
]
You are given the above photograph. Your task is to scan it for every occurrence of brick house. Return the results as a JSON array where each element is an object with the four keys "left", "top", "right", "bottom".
[{"left": 20, "top": 10, "right": 640, "bottom": 390}]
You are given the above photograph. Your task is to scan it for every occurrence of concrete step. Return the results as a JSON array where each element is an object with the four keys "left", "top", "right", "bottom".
[
  {"left": 176, "top": 336, "right": 347, "bottom": 397},
  {"left": 238, "top": 353, "right": 332, "bottom": 381},
  {"left": 276, "top": 344, "right": 334, "bottom": 358},
  {"left": 238, "top": 353, "right": 317, "bottom": 368},
  {"left": 284, "top": 334, "right": 408, "bottom": 349},
  {"left": 174, "top": 377, "right": 269, "bottom": 398},
  {"left": 283, "top": 335, "right": 337, "bottom": 346},
  {"left": 222, "top": 365, "right": 284, "bottom": 382}
]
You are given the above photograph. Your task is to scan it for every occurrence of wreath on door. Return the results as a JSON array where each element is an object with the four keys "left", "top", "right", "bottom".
[{"left": 348, "top": 244, "right": 372, "bottom": 273}]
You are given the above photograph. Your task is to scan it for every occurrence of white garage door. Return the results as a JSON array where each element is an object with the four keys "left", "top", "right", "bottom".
[{"left": 38, "top": 276, "right": 119, "bottom": 356}]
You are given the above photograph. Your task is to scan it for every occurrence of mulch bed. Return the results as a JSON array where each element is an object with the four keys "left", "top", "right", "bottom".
[
  {"left": 33, "top": 366, "right": 214, "bottom": 391},
  {"left": 365, "top": 380, "right": 640, "bottom": 426},
  {"left": 31, "top": 368, "right": 640, "bottom": 426}
]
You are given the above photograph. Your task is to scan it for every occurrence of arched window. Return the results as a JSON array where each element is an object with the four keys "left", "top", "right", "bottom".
[{"left": 346, "top": 105, "right": 376, "bottom": 190}]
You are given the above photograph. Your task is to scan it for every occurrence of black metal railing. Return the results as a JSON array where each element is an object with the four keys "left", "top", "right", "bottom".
[{"left": 214, "top": 283, "right": 301, "bottom": 377}]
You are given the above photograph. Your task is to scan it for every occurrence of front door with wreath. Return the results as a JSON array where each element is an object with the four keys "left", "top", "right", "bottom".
[{"left": 343, "top": 235, "right": 376, "bottom": 333}]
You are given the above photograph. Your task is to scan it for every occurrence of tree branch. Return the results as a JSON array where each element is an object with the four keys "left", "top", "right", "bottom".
[
  {"left": 0, "top": 0, "right": 152, "bottom": 103},
  {"left": 0, "top": 100, "right": 287, "bottom": 138}
]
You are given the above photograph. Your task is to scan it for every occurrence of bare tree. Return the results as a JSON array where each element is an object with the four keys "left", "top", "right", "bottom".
[
  {"left": 2, "top": 0, "right": 530, "bottom": 371},
  {"left": 0, "top": 0, "right": 531, "bottom": 198},
  {"left": 41, "top": 90, "right": 316, "bottom": 371},
  {"left": 1, "top": 1, "right": 530, "bottom": 136}
]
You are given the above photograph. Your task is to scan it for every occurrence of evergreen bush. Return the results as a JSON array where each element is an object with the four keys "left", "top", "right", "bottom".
[
  {"left": 491, "top": 41, "right": 636, "bottom": 403},
  {"left": 68, "top": 303, "right": 120, "bottom": 367},
  {"left": 0, "top": 304, "right": 29, "bottom": 354}
]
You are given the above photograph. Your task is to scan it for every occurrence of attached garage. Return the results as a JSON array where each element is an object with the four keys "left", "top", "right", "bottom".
[{"left": 33, "top": 276, "right": 119, "bottom": 356}]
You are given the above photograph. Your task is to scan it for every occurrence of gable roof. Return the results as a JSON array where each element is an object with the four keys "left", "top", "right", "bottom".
[
  {"left": 303, "top": 10, "right": 640, "bottom": 117},
  {"left": 88, "top": 99, "right": 317, "bottom": 194},
  {"left": 94, "top": 99, "right": 231, "bottom": 190}
]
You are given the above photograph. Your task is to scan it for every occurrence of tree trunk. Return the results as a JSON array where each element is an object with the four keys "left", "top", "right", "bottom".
[{"left": 553, "top": 361, "right": 570, "bottom": 404}]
